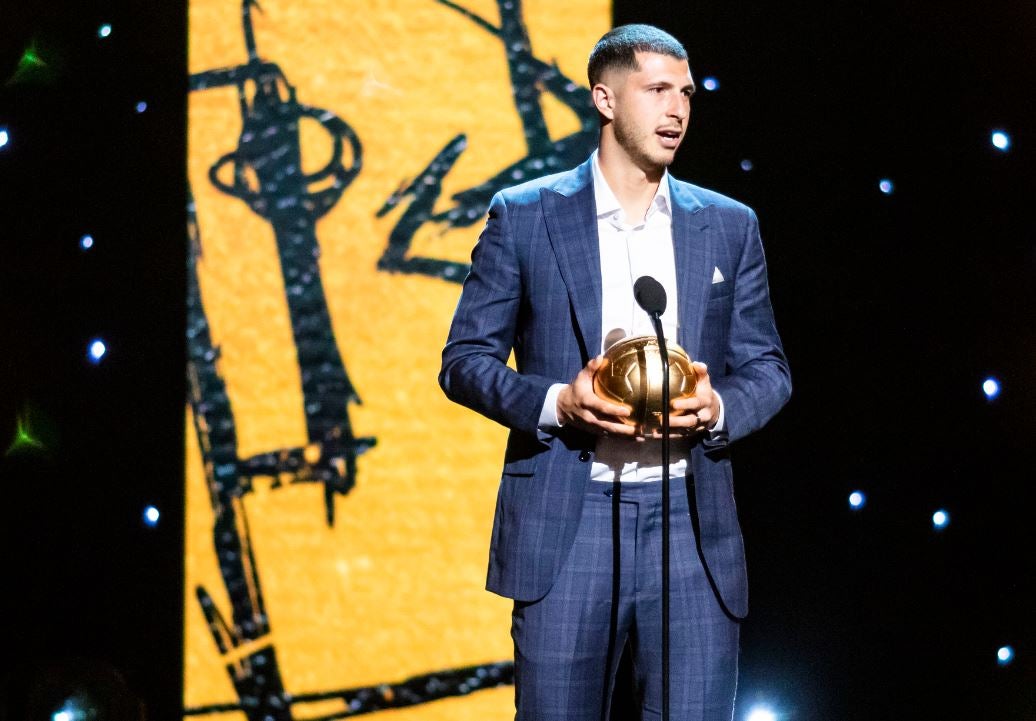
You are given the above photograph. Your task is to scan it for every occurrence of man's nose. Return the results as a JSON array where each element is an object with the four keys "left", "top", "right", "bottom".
[{"left": 668, "top": 96, "right": 689, "bottom": 120}]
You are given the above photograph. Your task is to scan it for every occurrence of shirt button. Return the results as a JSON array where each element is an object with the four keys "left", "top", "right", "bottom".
[{"left": 578, "top": 450, "right": 591, "bottom": 462}]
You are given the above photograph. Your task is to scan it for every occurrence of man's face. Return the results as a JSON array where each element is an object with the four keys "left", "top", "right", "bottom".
[{"left": 602, "top": 51, "right": 695, "bottom": 173}]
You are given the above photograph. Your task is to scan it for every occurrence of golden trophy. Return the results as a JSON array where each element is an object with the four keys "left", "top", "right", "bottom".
[{"left": 592, "top": 335, "right": 698, "bottom": 434}]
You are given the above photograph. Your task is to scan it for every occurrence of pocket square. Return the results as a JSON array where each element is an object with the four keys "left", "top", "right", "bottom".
[{"left": 712, "top": 266, "right": 725, "bottom": 284}]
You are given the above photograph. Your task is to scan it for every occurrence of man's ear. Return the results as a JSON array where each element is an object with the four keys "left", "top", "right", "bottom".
[{"left": 592, "top": 83, "right": 615, "bottom": 120}]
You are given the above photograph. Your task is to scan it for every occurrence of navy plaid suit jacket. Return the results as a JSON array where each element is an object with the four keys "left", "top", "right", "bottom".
[{"left": 440, "top": 156, "right": 791, "bottom": 615}]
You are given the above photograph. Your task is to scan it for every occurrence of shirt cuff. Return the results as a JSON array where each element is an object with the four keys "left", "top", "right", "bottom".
[
  {"left": 538, "top": 383, "right": 568, "bottom": 429},
  {"left": 708, "top": 390, "right": 725, "bottom": 439}
]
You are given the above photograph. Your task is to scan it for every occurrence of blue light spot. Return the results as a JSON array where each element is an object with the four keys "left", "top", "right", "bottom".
[
  {"left": 0, "top": 128, "right": 9, "bottom": 149},
  {"left": 88, "top": 339, "right": 107, "bottom": 363},
  {"left": 740, "top": 159, "right": 754, "bottom": 172},
  {"left": 746, "top": 706, "right": 777, "bottom": 721},
  {"left": 79, "top": 234, "right": 94, "bottom": 250},
  {"left": 98, "top": 24, "right": 112, "bottom": 38},
  {"left": 997, "top": 645, "right": 1015, "bottom": 666},
  {"left": 135, "top": 101, "right": 147, "bottom": 114},
  {"left": 991, "top": 131, "right": 1010, "bottom": 151},
  {"left": 932, "top": 509, "right": 950, "bottom": 530},
  {"left": 143, "top": 505, "right": 160, "bottom": 527},
  {"left": 879, "top": 179, "right": 894, "bottom": 194},
  {"left": 52, "top": 711, "right": 73, "bottom": 721},
  {"left": 702, "top": 76, "right": 719, "bottom": 92},
  {"left": 982, "top": 377, "right": 1000, "bottom": 399},
  {"left": 849, "top": 491, "right": 866, "bottom": 510}
]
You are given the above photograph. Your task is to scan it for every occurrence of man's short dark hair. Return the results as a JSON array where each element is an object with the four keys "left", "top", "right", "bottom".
[{"left": 587, "top": 24, "right": 688, "bottom": 87}]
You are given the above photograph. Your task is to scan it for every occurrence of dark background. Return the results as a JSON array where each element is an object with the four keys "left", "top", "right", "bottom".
[{"left": 1, "top": 0, "right": 1033, "bottom": 719}]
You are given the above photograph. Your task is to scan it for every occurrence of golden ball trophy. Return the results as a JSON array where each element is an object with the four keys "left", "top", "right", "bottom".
[{"left": 592, "top": 335, "right": 698, "bottom": 435}]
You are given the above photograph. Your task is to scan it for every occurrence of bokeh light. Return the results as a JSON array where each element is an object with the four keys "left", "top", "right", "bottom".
[
  {"left": 746, "top": 705, "right": 778, "bottom": 721},
  {"left": 982, "top": 377, "right": 1000, "bottom": 399},
  {"left": 849, "top": 491, "right": 866, "bottom": 510},
  {"left": 88, "top": 339, "right": 107, "bottom": 364},
  {"left": 991, "top": 130, "right": 1010, "bottom": 151},
  {"left": 932, "top": 509, "right": 950, "bottom": 530}
]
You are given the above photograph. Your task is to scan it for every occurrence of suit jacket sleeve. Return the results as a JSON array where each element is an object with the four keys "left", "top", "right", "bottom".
[
  {"left": 708, "top": 207, "right": 791, "bottom": 445},
  {"left": 439, "top": 191, "right": 557, "bottom": 436}
]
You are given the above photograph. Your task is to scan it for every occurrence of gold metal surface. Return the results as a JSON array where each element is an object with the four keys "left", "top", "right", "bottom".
[{"left": 592, "top": 335, "right": 698, "bottom": 433}]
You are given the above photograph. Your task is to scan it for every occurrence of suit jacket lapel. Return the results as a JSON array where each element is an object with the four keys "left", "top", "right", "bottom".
[
  {"left": 669, "top": 178, "right": 711, "bottom": 359},
  {"left": 542, "top": 161, "right": 602, "bottom": 360}
]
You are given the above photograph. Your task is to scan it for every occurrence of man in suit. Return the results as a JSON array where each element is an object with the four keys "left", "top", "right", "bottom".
[{"left": 440, "top": 24, "right": 791, "bottom": 721}]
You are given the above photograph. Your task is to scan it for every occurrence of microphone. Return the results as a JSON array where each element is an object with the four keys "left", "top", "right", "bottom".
[
  {"left": 634, "top": 275, "right": 667, "bottom": 318},
  {"left": 634, "top": 274, "right": 673, "bottom": 721}
]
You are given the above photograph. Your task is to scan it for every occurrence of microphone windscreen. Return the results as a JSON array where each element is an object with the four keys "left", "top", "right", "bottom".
[{"left": 633, "top": 275, "right": 667, "bottom": 316}]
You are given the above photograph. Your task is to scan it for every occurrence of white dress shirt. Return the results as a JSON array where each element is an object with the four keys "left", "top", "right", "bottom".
[{"left": 539, "top": 153, "right": 723, "bottom": 482}]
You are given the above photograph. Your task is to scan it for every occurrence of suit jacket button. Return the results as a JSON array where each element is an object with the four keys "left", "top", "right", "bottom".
[{"left": 578, "top": 450, "right": 591, "bottom": 462}]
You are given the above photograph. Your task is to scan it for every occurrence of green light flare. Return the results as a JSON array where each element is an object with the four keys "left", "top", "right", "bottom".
[
  {"left": 6, "top": 40, "right": 51, "bottom": 86},
  {"left": 5, "top": 413, "right": 45, "bottom": 456}
]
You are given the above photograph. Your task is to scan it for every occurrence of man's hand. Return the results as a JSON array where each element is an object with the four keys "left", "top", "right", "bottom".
[
  {"left": 667, "top": 362, "right": 720, "bottom": 436},
  {"left": 556, "top": 356, "right": 637, "bottom": 437}
]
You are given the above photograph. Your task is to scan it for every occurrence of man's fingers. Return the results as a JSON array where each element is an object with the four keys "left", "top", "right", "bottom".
[{"left": 582, "top": 394, "right": 630, "bottom": 418}]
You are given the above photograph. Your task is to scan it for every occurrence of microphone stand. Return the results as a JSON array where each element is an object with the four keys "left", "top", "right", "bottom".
[{"left": 648, "top": 310, "right": 671, "bottom": 721}]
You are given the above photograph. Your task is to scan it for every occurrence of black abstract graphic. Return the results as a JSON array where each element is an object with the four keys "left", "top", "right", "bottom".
[
  {"left": 185, "top": 0, "right": 594, "bottom": 716},
  {"left": 190, "top": 0, "right": 374, "bottom": 528},
  {"left": 376, "top": 0, "right": 598, "bottom": 283}
]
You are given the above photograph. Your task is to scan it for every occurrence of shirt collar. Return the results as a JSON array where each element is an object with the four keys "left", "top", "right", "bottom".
[{"left": 591, "top": 150, "right": 672, "bottom": 225}]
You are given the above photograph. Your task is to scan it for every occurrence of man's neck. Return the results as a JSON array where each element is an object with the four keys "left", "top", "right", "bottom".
[{"left": 597, "top": 144, "right": 665, "bottom": 224}]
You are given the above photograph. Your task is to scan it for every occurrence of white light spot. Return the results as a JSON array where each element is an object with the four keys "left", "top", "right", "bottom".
[
  {"left": 849, "top": 491, "right": 866, "bottom": 510},
  {"left": 144, "top": 505, "right": 160, "bottom": 527},
  {"left": 932, "top": 509, "right": 950, "bottom": 529},
  {"left": 98, "top": 24, "right": 112, "bottom": 38},
  {"left": 982, "top": 377, "right": 1000, "bottom": 399},
  {"left": 879, "top": 179, "right": 894, "bottom": 194},
  {"left": 0, "top": 128, "right": 9, "bottom": 149},
  {"left": 991, "top": 131, "right": 1010, "bottom": 151},
  {"left": 746, "top": 706, "right": 778, "bottom": 721},
  {"left": 88, "top": 339, "right": 107, "bottom": 363},
  {"left": 997, "top": 645, "right": 1015, "bottom": 666},
  {"left": 79, "top": 234, "right": 94, "bottom": 250},
  {"left": 702, "top": 76, "right": 719, "bottom": 91}
]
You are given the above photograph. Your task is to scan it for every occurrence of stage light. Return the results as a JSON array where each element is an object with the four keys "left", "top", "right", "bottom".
[
  {"left": 991, "top": 131, "right": 1010, "bottom": 151},
  {"left": 879, "top": 179, "right": 894, "bottom": 194},
  {"left": 740, "top": 159, "right": 754, "bottom": 172},
  {"left": 982, "top": 377, "right": 1000, "bottom": 399},
  {"left": 135, "top": 101, "right": 147, "bottom": 113},
  {"left": 0, "top": 127, "right": 9, "bottom": 149},
  {"left": 746, "top": 705, "right": 778, "bottom": 721},
  {"left": 79, "top": 234, "right": 94, "bottom": 250},
  {"left": 98, "top": 24, "right": 112, "bottom": 38},
  {"left": 88, "top": 339, "right": 107, "bottom": 364},
  {"left": 702, "top": 76, "right": 719, "bottom": 91},
  {"left": 849, "top": 491, "right": 866, "bottom": 510},
  {"left": 143, "top": 505, "right": 160, "bottom": 527},
  {"left": 997, "top": 645, "right": 1015, "bottom": 666},
  {"left": 932, "top": 509, "right": 949, "bottom": 530}
]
